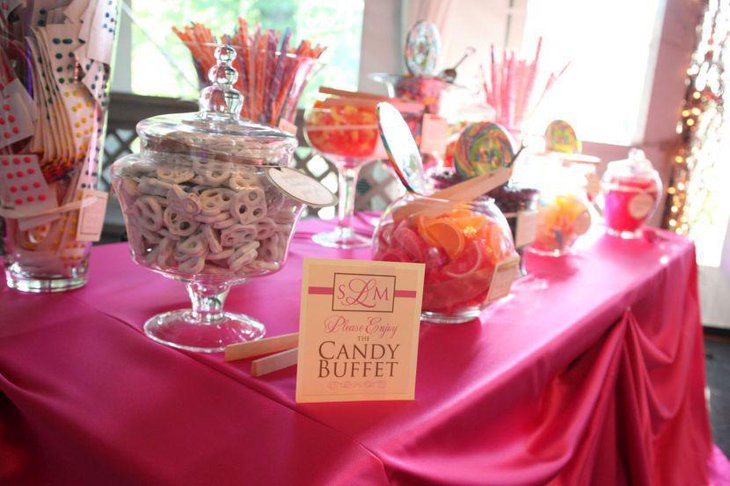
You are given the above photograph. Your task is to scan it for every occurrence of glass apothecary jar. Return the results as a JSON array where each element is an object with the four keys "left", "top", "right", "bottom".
[
  {"left": 601, "top": 149, "right": 662, "bottom": 238},
  {"left": 110, "top": 46, "right": 311, "bottom": 353},
  {"left": 373, "top": 193, "right": 517, "bottom": 324}
]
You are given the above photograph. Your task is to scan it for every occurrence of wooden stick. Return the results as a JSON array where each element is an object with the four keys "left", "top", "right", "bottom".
[
  {"left": 393, "top": 168, "right": 513, "bottom": 221},
  {"left": 319, "top": 86, "right": 393, "bottom": 100},
  {"left": 321, "top": 97, "right": 424, "bottom": 113},
  {"left": 251, "top": 348, "right": 298, "bottom": 377},
  {"left": 224, "top": 332, "right": 299, "bottom": 361}
]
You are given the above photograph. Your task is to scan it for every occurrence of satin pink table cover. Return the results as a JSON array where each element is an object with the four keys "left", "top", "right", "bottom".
[{"left": 0, "top": 216, "right": 727, "bottom": 485}]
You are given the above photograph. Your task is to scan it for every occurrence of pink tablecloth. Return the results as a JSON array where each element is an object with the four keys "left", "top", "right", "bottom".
[{"left": 0, "top": 216, "right": 727, "bottom": 485}]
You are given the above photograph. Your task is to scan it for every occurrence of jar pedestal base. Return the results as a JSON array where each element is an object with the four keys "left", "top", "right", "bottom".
[{"left": 144, "top": 310, "right": 266, "bottom": 353}]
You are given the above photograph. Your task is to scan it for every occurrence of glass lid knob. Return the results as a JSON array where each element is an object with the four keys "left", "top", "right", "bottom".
[{"left": 199, "top": 45, "right": 243, "bottom": 119}]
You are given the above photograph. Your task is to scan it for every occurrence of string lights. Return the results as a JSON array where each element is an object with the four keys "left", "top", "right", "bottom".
[{"left": 662, "top": 0, "right": 724, "bottom": 233}]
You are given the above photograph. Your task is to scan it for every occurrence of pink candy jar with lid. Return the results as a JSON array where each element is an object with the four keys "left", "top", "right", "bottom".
[
  {"left": 601, "top": 149, "right": 662, "bottom": 238},
  {"left": 373, "top": 194, "right": 518, "bottom": 324},
  {"left": 109, "top": 46, "right": 318, "bottom": 353}
]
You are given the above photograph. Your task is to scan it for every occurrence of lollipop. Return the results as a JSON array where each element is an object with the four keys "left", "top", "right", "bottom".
[
  {"left": 545, "top": 120, "right": 581, "bottom": 154},
  {"left": 453, "top": 122, "right": 515, "bottom": 179},
  {"left": 404, "top": 21, "right": 441, "bottom": 76}
]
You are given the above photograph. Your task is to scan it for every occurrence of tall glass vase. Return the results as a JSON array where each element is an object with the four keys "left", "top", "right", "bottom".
[{"left": 1, "top": 0, "right": 121, "bottom": 292}]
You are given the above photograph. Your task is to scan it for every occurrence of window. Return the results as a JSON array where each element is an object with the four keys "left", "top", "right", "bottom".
[
  {"left": 119, "top": 0, "right": 364, "bottom": 106},
  {"left": 521, "top": 0, "right": 665, "bottom": 145}
]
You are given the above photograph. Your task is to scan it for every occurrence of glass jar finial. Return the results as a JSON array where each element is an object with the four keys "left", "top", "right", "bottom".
[{"left": 199, "top": 45, "right": 243, "bottom": 118}]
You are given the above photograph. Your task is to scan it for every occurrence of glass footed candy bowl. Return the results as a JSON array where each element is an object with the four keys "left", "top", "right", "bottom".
[
  {"left": 110, "top": 46, "right": 330, "bottom": 353},
  {"left": 373, "top": 193, "right": 517, "bottom": 324}
]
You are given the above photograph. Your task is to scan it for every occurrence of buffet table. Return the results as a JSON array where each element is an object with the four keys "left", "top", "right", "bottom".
[{"left": 0, "top": 216, "right": 724, "bottom": 485}]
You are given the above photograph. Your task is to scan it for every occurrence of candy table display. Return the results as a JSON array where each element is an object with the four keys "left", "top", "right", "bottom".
[
  {"left": 304, "top": 99, "right": 384, "bottom": 248},
  {"left": 110, "top": 46, "right": 326, "bottom": 353},
  {"left": 374, "top": 194, "right": 517, "bottom": 324},
  {"left": 601, "top": 148, "right": 662, "bottom": 238}
]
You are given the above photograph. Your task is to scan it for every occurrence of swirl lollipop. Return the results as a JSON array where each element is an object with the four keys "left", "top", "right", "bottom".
[
  {"left": 545, "top": 120, "right": 581, "bottom": 154},
  {"left": 453, "top": 122, "right": 516, "bottom": 179},
  {"left": 404, "top": 20, "right": 441, "bottom": 76}
]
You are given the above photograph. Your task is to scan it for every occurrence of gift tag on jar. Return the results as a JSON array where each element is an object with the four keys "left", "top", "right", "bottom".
[
  {"left": 266, "top": 167, "right": 337, "bottom": 208},
  {"left": 573, "top": 209, "right": 591, "bottom": 235},
  {"left": 419, "top": 114, "right": 448, "bottom": 156},
  {"left": 75, "top": 189, "right": 108, "bottom": 241},
  {"left": 486, "top": 255, "right": 520, "bottom": 303},
  {"left": 586, "top": 172, "right": 600, "bottom": 200},
  {"left": 515, "top": 209, "right": 538, "bottom": 248},
  {"left": 629, "top": 192, "right": 655, "bottom": 219}
]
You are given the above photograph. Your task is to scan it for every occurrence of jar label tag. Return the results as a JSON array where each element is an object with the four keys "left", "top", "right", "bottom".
[
  {"left": 629, "top": 192, "right": 655, "bottom": 219},
  {"left": 586, "top": 173, "right": 601, "bottom": 199},
  {"left": 76, "top": 189, "right": 108, "bottom": 242},
  {"left": 486, "top": 255, "right": 520, "bottom": 303},
  {"left": 573, "top": 209, "right": 592, "bottom": 235},
  {"left": 266, "top": 167, "right": 337, "bottom": 208},
  {"left": 419, "top": 114, "right": 448, "bottom": 156},
  {"left": 515, "top": 210, "right": 538, "bottom": 248}
]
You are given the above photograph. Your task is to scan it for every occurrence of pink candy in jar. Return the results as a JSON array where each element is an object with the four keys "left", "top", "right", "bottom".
[{"left": 601, "top": 149, "right": 662, "bottom": 238}]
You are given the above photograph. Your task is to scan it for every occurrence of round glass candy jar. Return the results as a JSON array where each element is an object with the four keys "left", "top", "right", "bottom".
[
  {"left": 515, "top": 155, "right": 593, "bottom": 257},
  {"left": 373, "top": 194, "right": 517, "bottom": 324},
  {"left": 110, "top": 46, "right": 304, "bottom": 353},
  {"left": 601, "top": 149, "right": 662, "bottom": 238}
]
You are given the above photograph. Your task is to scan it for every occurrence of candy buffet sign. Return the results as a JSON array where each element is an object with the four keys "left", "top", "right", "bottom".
[{"left": 296, "top": 258, "right": 425, "bottom": 403}]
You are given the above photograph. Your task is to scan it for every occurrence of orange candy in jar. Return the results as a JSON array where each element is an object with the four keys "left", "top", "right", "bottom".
[
  {"left": 304, "top": 101, "right": 380, "bottom": 160},
  {"left": 530, "top": 193, "right": 591, "bottom": 256},
  {"left": 374, "top": 195, "right": 517, "bottom": 323}
]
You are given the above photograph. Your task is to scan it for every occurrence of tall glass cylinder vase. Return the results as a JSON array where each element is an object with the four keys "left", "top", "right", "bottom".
[{"left": 1, "top": 0, "right": 121, "bottom": 292}]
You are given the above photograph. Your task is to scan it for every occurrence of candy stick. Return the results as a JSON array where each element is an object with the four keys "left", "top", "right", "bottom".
[
  {"left": 490, "top": 45, "right": 499, "bottom": 117},
  {"left": 260, "top": 30, "right": 275, "bottom": 123},
  {"left": 236, "top": 18, "right": 250, "bottom": 115},
  {"left": 248, "top": 25, "right": 260, "bottom": 121},
  {"left": 268, "top": 28, "right": 291, "bottom": 125},
  {"left": 513, "top": 59, "right": 527, "bottom": 129},
  {"left": 505, "top": 51, "right": 515, "bottom": 130}
]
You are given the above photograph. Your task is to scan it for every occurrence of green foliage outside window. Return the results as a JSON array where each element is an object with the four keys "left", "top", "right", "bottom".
[{"left": 129, "top": 0, "right": 363, "bottom": 106}]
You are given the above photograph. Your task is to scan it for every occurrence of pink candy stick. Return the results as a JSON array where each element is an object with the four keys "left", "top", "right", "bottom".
[{"left": 490, "top": 45, "right": 499, "bottom": 117}]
